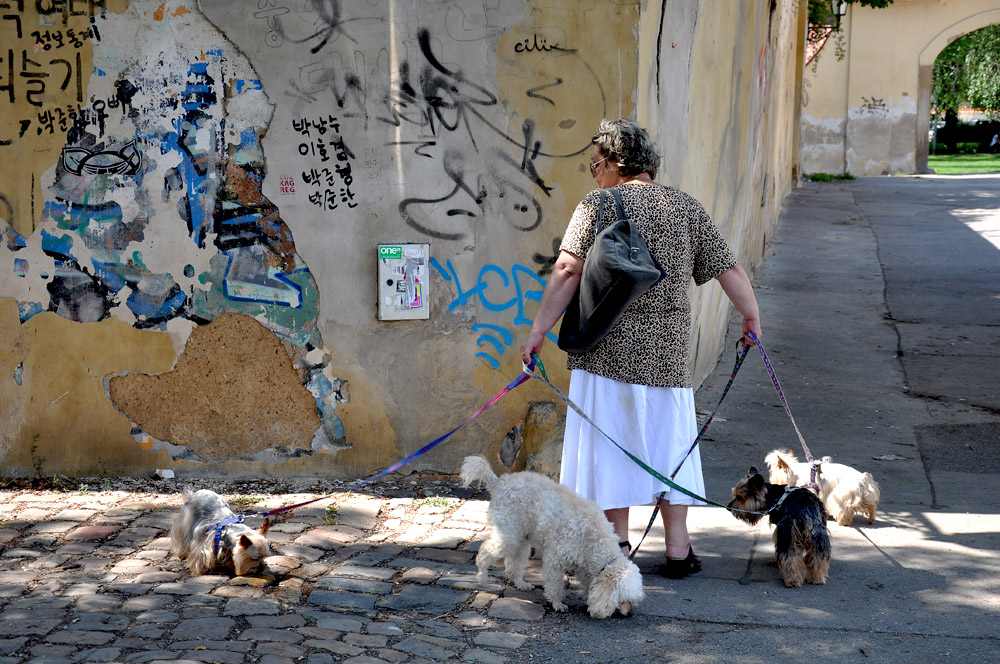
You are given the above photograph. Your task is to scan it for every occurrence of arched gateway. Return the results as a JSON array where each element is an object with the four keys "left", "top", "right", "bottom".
[{"left": 800, "top": 2, "right": 999, "bottom": 177}]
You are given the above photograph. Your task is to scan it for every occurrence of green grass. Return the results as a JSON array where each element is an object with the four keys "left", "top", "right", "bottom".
[
  {"left": 807, "top": 172, "right": 855, "bottom": 182},
  {"left": 927, "top": 153, "right": 1000, "bottom": 174},
  {"left": 228, "top": 495, "right": 265, "bottom": 508},
  {"left": 414, "top": 496, "right": 458, "bottom": 509}
]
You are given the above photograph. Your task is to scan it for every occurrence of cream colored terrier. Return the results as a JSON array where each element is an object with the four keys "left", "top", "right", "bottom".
[{"left": 765, "top": 450, "right": 881, "bottom": 526}]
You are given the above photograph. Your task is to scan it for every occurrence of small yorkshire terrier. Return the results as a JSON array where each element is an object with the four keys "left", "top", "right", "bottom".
[
  {"left": 727, "top": 467, "right": 831, "bottom": 588},
  {"left": 765, "top": 450, "right": 880, "bottom": 526},
  {"left": 169, "top": 489, "right": 271, "bottom": 576}
]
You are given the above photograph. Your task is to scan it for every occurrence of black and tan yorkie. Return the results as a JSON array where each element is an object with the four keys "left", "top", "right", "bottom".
[{"left": 726, "top": 466, "right": 831, "bottom": 588}]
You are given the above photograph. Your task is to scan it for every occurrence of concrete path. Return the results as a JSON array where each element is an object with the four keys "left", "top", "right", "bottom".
[{"left": 1, "top": 176, "right": 998, "bottom": 663}]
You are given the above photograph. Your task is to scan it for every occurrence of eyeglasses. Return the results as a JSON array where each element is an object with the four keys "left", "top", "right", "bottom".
[{"left": 589, "top": 156, "right": 611, "bottom": 175}]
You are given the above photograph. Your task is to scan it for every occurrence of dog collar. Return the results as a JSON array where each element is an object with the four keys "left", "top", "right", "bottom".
[
  {"left": 767, "top": 486, "right": 797, "bottom": 514},
  {"left": 212, "top": 515, "right": 245, "bottom": 555},
  {"left": 805, "top": 460, "right": 823, "bottom": 493}
]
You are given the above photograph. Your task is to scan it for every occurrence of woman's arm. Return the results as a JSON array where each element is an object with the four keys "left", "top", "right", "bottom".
[
  {"left": 715, "top": 263, "right": 762, "bottom": 344},
  {"left": 520, "top": 250, "right": 585, "bottom": 363}
]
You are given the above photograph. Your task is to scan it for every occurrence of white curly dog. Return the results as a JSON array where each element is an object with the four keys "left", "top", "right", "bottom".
[{"left": 460, "top": 455, "right": 644, "bottom": 618}]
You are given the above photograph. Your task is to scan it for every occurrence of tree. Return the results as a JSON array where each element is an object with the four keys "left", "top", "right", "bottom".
[{"left": 932, "top": 25, "right": 1000, "bottom": 117}]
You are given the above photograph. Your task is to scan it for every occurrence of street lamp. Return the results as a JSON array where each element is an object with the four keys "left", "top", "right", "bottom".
[{"left": 831, "top": 0, "right": 848, "bottom": 26}]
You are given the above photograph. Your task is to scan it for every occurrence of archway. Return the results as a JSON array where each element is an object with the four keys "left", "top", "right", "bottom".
[{"left": 916, "top": 9, "right": 1000, "bottom": 172}]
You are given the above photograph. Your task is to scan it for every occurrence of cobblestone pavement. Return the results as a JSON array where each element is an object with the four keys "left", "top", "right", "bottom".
[{"left": 0, "top": 476, "right": 571, "bottom": 664}]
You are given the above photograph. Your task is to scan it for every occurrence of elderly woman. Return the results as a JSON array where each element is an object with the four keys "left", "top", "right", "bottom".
[{"left": 521, "top": 118, "right": 761, "bottom": 578}]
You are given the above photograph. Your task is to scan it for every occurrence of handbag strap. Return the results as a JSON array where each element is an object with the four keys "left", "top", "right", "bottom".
[
  {"left": 608, "top": 187, "right": 628, "bottom": 221},
  {"left": 593, "top": 190, "right": 608, "bottom": 242},
  {"left": 606, "top": 187, "right": 646, "bottom": 262}
]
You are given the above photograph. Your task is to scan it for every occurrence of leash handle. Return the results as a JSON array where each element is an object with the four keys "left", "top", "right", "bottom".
[{"left": 744, "top": 331, "right": 814, "bottom": 462}]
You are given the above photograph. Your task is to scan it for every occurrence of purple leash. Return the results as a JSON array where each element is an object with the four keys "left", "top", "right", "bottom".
[
  {"left": 210, "top": 368, "right": 533, "bottom": 533},
  {"left": 744, "top": 330, "right": 815, "bottom": 463}
]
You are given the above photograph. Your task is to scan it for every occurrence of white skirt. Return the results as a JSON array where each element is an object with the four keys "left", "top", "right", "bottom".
[{"left": 560, "top": 369, "right": 705, "bottom": 510}]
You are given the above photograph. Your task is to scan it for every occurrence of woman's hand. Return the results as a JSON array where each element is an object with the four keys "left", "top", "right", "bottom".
[
  {"left": 521, "top": 330, "right": 547, "bottom": 366},
  {"left": 741, "top": 316, "right": 762, "bottom": 346}
]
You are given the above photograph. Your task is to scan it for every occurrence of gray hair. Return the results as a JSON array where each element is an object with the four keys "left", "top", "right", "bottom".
[{"left": 592, "top": 118, "right": 660, "bottom": 179}]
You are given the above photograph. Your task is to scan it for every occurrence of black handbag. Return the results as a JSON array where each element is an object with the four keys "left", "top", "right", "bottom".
[{"left": 557, "top": 188, "right": 665, "bottom": 353}]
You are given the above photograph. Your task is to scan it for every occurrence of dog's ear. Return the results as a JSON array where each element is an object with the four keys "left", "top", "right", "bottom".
[
  {"left": 587, "top": 567, "right": 619, "bottom": 619},
  {"left": 776, "top": 456, "right": 790, "bottom": 471},
  {"left": 258, "top": 517, "right": 270, "bottom": 536},
  {"left": 747, "top": 466, "right": 759, "bottom": 476},
  {"left": 748, "top": 473, "right": 765, "bottom": 490},
  {"left": 239, "top": 534, "right": 253, "bottom": 549}
]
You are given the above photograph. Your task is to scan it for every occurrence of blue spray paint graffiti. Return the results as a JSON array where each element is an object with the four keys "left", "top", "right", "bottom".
[{"left": 431, "top": 256, "right": 557, "bottom": 369}]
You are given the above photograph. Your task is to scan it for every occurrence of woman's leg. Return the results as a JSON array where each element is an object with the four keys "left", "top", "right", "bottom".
[
  {"left": 659, "top": 503, "right": 691, "bottom": 559},
  {"left": 605, "top": 507, "right": 631, "bottom": 554}
]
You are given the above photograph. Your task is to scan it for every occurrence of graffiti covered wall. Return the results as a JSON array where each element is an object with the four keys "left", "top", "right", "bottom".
[
  {"left": 0, "top": 0, "right": 804, "bottom": 478},
  {"left": 0, "top": 0, "right": 639, "bottom": 476}
]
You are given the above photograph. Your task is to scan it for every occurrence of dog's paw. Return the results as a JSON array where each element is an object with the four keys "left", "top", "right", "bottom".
[
  {"left": 551, "top": 601, "right": 569, "bottom": 612},
  {"left": 513, "top": 580, "right": 534, "bottom": 591}
]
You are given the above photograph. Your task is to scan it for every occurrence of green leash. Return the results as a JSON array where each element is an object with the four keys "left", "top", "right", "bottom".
[{"left": 523, "top": 354, "right": 731, "bottom": 508}]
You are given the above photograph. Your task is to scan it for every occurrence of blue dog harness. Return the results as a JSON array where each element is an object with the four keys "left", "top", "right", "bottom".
[{"left": 212, "top": 515, "right": 245, "bottom": 556}]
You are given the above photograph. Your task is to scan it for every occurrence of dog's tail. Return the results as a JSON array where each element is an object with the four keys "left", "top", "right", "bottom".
[
  {"left": 764, "top": 449, "right": 797, "bottom": 483},
  {"left": 859, "top": 472, "right": 881, "bottom": 502},
  {"left": 460, "top": 455, "right": 498, "bottom": 490}
]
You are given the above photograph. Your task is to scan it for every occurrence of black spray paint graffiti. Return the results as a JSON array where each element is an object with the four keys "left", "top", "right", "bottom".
[
  {"left": 61, "top": 139, "right": 140, "bottom": 175},
  {"left": 255, "top": 0, "right": 354, "bottom": 54},
  {"left": 860, "top": 96, "right": 888, "bottom": 118},
  {"left": 288, "top": 23, "right": 602, "bottom": 158},
  {"left": 266, "top": 5, "right": 606, "bottom": 246},
  {"left": 392, "top": 30, "right": 592, "bottom": 240}
]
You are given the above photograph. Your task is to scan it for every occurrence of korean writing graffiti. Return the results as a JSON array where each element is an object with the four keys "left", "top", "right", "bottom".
[{"left": 292, "top": 114, "right": 359, "bottom": 211}]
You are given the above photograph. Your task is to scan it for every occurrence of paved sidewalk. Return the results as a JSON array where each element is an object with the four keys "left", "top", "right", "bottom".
[{"left": 1, "top": 176, "right": 999, "bottom": 664}]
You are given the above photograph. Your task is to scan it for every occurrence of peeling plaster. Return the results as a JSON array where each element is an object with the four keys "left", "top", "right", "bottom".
[
  {"left": 107, "top": 312, "right": 321, "bottom": 463},
  {"left": 0, "top": 0, "right": 345, "bottom": 469}
]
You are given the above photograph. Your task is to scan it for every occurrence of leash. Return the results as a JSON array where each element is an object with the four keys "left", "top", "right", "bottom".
[
  {"left": 744, "top": 331, "right": 814, "bottom": 463},
  {"left": 522, "top": 355, "right": 759, "bottom": 513},
  {"left": 625, "top": 332, "right": 818, "bottom": 557},
  {"left": 628, "top": 339, "right": 750, "bottom": 559},
  {"left": 210, "top": 370, "right": 532, "bottom": 537}
]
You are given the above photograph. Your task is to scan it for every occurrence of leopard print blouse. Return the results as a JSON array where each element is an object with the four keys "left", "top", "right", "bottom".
[{"left": 559, "top": 182, "right": 737, "bottom": 388}]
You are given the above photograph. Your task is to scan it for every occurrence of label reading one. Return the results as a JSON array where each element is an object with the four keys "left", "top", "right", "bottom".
[{"left": 379, "top": 246, "right": 403, "bottom": 260}]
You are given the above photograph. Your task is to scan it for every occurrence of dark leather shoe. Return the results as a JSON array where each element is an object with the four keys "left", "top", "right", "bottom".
[{"left": 656, "top": 546, "right": 702, "bottom": 579}]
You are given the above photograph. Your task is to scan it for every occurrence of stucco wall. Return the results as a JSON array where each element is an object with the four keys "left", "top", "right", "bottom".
[
  {"left": 638, "top": 0, "right": 803, "bottom": 386},
  {"left": 801, "top": 0, "right": 1000, "bottom": 176},
  {"left": 0, "top": 0, "right": 803, "bottom": 479}
]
